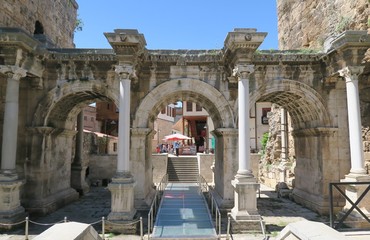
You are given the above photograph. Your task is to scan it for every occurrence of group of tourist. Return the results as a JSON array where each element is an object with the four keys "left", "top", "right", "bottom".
[{"left": 156, "top": 142, "right": 181, "bottom": 156}]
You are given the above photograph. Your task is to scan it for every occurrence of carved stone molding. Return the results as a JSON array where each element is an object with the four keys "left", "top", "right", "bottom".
[
  {"left": 0, "top": 65, "right": 27, "bottom": 80},
  {"left": 115, "top": 64, "right": 133, "bottom": 80},
  {"left": 339, "top": 66, "right": 365, "bottom": 81},
  {"left": 232, "top": 64, "right": 255, "bottom": 80}
]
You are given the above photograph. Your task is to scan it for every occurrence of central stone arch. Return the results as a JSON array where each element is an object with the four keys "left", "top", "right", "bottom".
[
  {"left": 250, "top": 79, "right": 346, "bottom": 213},
  {"left": 132, "top": 78, "right": 237, "bottom": 208}
]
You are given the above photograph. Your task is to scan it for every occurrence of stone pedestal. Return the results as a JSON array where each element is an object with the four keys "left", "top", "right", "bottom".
[
  {"left": 106, "top": 173, "right": 137, "bottom": 234},
  {"left": 338, "top": 174, "right": 370, "bottom": 228},
  {"left": 0, "top": 173, "right": 27, "bottom": 229},
  {"left": 71, "top": 164, "right": 90, "bottom": 195},
  {"left": 230, "top": 176, "right": 261, "bottom": 232}
]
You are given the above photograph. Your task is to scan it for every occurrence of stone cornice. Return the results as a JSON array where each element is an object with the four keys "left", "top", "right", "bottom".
[
  {"left": 0, "top": 27, "right": 40, "bottom": 51},
  {"left": 104, "top": 29, "right": 146, "bottom": 59},
  {"left": 326, "top": 30, "right": 370, "bottom": 54}
]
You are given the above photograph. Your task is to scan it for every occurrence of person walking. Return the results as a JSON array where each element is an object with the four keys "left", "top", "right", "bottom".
[{"left": 174, "top": 141, "right": 180, "bottom": 156}]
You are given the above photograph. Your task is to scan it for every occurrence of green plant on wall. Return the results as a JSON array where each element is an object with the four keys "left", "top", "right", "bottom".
[
  {"left": 75, "top": 14, "right": 84, "bottom": 32},
  {"left": 261, "top": 132, "right": 269, "bottom": 155},
  {"left": 335, "top": 16, "right": 352, "bottom": 34}
]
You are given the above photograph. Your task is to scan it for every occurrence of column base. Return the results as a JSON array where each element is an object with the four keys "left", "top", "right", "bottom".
[
  {"left": 24, "top": 187, "right": 79, "bottom": 216},
  {"left": 338, "top": 173, "right": 370, "bottom": 228},
  {"left": 71, "top": 164, "right": 90, "bottom": 195},
  {"left": 105, "top": 218, "right": 139, "bottom": 235},
  {"left": 107, "top": 172, "right": 137, "bottom": 222},
  {"left": 229, "top": 215, "right": 265, "bottom": 234},
  {"left": 0, "top": 175, "right": 27, "bottom": 229},
  {"left": 230, "top": 175, "right": 261, "bottom": 226}
]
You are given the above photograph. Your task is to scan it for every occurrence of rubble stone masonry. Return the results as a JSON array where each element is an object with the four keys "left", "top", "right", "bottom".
[
  {"left": 277, "top": 0, "right": 369, "bottom": 50},
  {"left": 0, "top": 0, "right": 78, "bottom": 48}
]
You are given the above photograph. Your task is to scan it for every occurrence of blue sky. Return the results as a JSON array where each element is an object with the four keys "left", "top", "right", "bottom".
[{"left": 74, "top": 0, "right": 278, "bottom": 50}]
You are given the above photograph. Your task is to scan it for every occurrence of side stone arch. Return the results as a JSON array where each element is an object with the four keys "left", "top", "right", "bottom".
[
  {"left": 250, "top": 79, "right": 331, "bottom": 129},
  {"left": 32, "top": 80, "right": 119, "bottom": 129},
  {"left": 250, "top": 79, "right": 345, "bottom": 214},
  {"left": 24, "top": 80, "right": 119, "bottom": 214}
]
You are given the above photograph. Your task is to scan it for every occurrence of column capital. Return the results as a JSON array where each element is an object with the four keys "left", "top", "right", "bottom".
[
  {"left": 115, "top": 64, "right": 133, "bottom": 80},
  {"left": 338, "top": 66, "right": 364, "bottom": 81},
  {"left": 0, "top": 66, "right": 27, "bottom": 81},
  {"left": 232, "top": 64, "right": 254, "bottom": 80}
]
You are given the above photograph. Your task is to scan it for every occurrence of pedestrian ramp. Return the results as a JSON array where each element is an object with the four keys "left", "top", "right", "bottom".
[{"left": 150, "top": 183, "right": 218, "bottom": 240}]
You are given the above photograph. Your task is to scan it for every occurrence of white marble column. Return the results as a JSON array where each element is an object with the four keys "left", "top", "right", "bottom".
[
  {"left": 0, "top": 66, "right": 27, "bottom": 176},
  {"left": 107, "top": 64, "right": 136, "bottom": 223},
  {"left": 0, "top": 66, "right": 27, "bottom": 225},
  {"left": 339, "top": 66, "right": 370, "bottom": 228},
  {"left": 231, "top": 64, "right": 260, "bottom": 223},
  {"left": 116, "top": 65, "right": 132, "bottom": 175},
  {"left": 236, "top": 64, "right": 255, "bottom": 178},
  {"left": 339, "top": 66, "right": 366, "bottom": 176}
]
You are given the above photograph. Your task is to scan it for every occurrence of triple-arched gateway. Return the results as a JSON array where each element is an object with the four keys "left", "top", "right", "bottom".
[{"left": 0, "top": 28, "right": 369, "bottom": 228}]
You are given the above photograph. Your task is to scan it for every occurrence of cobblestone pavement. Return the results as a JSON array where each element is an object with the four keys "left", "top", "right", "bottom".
[{"left": 1, "top": 184, "right": 369, "bottom": 239}]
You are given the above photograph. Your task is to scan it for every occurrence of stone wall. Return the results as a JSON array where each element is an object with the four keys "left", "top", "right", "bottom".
[
  {"left": 259, "top": 104, "right": 295, "bottom": 189},
  {"left": 277, "top": 0, "right": 369, "bottom": 50},
  {"left": 0, "top": 0, "right": 78, "bottom": 48}
]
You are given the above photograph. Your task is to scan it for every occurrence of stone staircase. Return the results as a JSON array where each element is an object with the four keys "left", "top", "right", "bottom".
[{"left": 167, "top": 157, "right": 199, "bottom": 182}]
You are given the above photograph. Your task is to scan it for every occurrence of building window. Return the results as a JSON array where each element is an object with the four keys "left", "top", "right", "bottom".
[
  {"left": 34, "top": 21, "right": 44, "bottom": 34},
  {"left": 161, "top": 108, "right": 166, "bottom": 114},
  {"left": 113, "top": 142, "right": 117, "bottom": 152},
  {"left": 261, "top": 108, "right": 271, "bottom": 125},
  {"left": 196, "top": 104, "right": 202, "bottom": 112},
  {"left": 107, "top": 103, "right": 110, "bottom": 110},
  {"left": 90, "top": 117, "right": 94, "bottom": 121},
  {"left": 172, "top": 108, "right": 176, "bottom": 117},
  {"left": 84, "top": 116, "right": 87, "bottom": 121},
  {"left": 186, "top": 102, "right": 193, "bottom": 112}
]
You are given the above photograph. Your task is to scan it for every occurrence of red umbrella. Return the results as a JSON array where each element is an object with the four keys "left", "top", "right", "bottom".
[{"left": 163, "top": 133, "right": 191, "bottom": 141}]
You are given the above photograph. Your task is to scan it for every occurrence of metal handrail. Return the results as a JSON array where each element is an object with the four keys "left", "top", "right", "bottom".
[
  {"left": 198, "top": 175, "right": 222, "bottom": 236},
  {"left": 147, "top": 174, "right": 168, "bottom": 238},
  {"left": 0, "top": 216, "right": 144, "bottom": 240},
  {"left": 329, "top": 181, "right": 370, "bottom": 229}
]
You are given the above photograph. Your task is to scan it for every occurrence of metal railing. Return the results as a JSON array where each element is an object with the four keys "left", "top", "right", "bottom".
[
  {"left": 147, "top": 174, "right": 168, "bottom": 238},
  {"left": 198, "top": 175, "right": 222, "bottom": 237},
  {"left": 0, "top": 216, "right": 143, "bottom": 240},
  {"left": 329, "top": 181, "right": 370, "bottom": 229}
]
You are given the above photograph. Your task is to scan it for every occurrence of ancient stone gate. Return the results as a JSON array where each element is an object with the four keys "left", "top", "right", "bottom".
[{"left": 0, "top": 28, "right": 369, "bottom": 224}]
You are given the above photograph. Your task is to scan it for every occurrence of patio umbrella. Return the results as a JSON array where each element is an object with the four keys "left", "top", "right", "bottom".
[{"left": 163, "top": 133, "right": 191, "bottom": 141}]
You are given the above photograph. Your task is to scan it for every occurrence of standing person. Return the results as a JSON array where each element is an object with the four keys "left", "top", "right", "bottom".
[{"left": 174, "top": 141, "right": 180, "bottom": 156}]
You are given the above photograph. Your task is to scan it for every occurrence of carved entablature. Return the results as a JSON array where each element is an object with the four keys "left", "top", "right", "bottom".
[
  {"left": 47, "top": 49, "right": 116, "bottom": 62},
  {"left": 145, "top": 50, "right": 223, "bottom": 64},
  {"left": 253, "top": 52, "right": 322, "bottom": 64}
]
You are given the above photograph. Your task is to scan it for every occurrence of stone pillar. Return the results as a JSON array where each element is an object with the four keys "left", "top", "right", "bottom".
[
  {"left": 213, "top": 128, "right": 238, "bottom": 209},
  {"left": 107, "top": 64, "right": 136, "bottom": 227},
  {"left": 279, "top": 108, "right": 288, "bottom": 182},
  {"left": 230, "top": 64, "right": 261, "bottom": 227},
  {"left": 71, "top": 111, "right": 89, "bottom": 195},
  {"left": 339, "top": 66, "right": 370, "bottom": 228},
  {"left": 130, "top": 128, "right": 154, "bottom": 209},
  {"left": 0, "top": 66, "right": 27, "bottom": 226}
]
